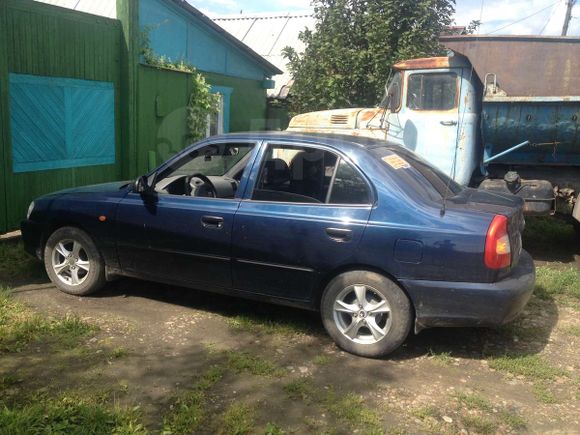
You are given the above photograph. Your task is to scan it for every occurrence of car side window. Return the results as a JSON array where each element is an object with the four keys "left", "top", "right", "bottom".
[
  {"left": 328, "top": 159, "right": 370, "bottom": 204},
  {"left": 153, "top": 142, "right": 255, "bottom": 197},
  {"left": 252, "top": 144, "right": 370, "bottom": 205}
]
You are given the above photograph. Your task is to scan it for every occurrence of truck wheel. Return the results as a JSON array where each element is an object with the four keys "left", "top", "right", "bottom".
[
  {"left": 321, "top": 270, "right": 412, "bottom": 358},
  {"left": 44, "top": 227, "right": 106, "bottom": 296}
]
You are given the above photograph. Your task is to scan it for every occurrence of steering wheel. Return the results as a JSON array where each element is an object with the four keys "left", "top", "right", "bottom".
[{"left": 185, "top": 173, "right": 217, "bottom": 197}]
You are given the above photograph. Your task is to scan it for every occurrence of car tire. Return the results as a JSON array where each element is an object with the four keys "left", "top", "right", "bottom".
[
  {"left": 44, "top": 226, "right": 106, "bottom": 296},
  {"left": 321, "top": 270, "right": 412, "bottom": 358}
]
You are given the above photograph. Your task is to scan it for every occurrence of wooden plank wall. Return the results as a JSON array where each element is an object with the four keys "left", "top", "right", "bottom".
[{"left": 1, "top": 0, "right": 123, "bottom": 232}]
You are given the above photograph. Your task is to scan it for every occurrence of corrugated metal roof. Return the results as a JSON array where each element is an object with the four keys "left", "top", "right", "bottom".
[
  {"left": 213, "top": 13, "right": 315, "bottom": 97},
  {"left": 34, "top": 0, "right": 117, "bottom": 18}
]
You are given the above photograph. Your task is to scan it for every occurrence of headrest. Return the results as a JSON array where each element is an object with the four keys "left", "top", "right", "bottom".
[
  {"left": 290, "top": 150, "right": 324, "bottom": 180},
  {"left": 263, "top": 158, "right": 290, "bottom": 186}
]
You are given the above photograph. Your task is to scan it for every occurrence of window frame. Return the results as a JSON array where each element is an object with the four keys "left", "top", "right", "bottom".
[
  {"left": 405, "top": 72, "right": 459, "bottom": 112},
  {"left": 246, "top": 141, "right": 375, "bottom": 207},
  {"left": 206, "top": 93, "right": 224, "bottom": 138}
]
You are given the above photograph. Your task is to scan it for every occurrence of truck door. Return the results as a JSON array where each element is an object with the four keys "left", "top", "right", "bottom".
[{"left": 386, "top": 68, "right": 461, "bottom": 180}]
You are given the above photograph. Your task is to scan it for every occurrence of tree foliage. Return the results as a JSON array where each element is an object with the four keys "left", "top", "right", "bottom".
[{"left": 283, "top": 0, "right": 456, "bottom": 114}]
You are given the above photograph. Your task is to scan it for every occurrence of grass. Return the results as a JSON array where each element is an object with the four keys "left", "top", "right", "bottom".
[
  {"left": 226, "top": 351, "right": 286, "bottom": 377},
  {"left": 165, "top": 352, "right": 286, "bottom": 434},
  {"left": 313, "top": 354, "right": 332, "bottom": 366},
  {"left": 0, "top": 288, "right": 98, "bottom": 352},
  {"left": 219, "top": 403, "right": 256, "bottom": 435},
  {"left": 110, "top": 346, "right": 128, "bottom": 359},
  {"left": 522, "top": 216, "right": 576, "bottom": 253},
  {"left": 0, "top": 241, "right": 42, "bottom": 283},
  {"left": 488, "top": 354, "right": 565, "bottom": 380},
  {"left": 0, "top": 373, "right": 21, "bottom": 389},
  {"left": 534, "top": 266, "right": 580, "bottom": 308},
  {"left": 561, "top": 325, "right": 580, "bottom": 337},
  {"left": 163, "top": 366, "right": 225, "bottom": 434},
  {"left": 499, "top": 409, "right": 527, "bottom": 430},
  {"left": 226, "top": 313, "right": 314, "bottom": 337},
  {"left": 284, "top": 379, "right": 382, "bottom": 433},
  {"left": 284, "top": 378, "right": 315, "bottom": 401},
  {"left": 453, "top": 391, "right": 527, "bottom": 430},
  {"left": 453, "top": 392, "right": 493, "bottom": 412},
  {"left": 428, "top": 349, "right": 454, "bottom": 366},
  {"left": 410, "top": 405, "right": 438, "bottom": 420},
  {"left": 461, "top": 415, "right": 498, "bottom": 434},
  {"left": 533, "top": 383, "right": 558, "bottom": 404},
  {"left": 264, "top": 422, "right": 286, "bottom": 435},
  {"left": 322, "top": 390, "right": 383, "bottom": 434},
  {"left": 0, "top": 396, "right": 146, "bottom": 435}
]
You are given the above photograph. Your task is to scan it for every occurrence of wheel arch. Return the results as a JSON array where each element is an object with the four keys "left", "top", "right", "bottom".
[
  {"left": 41, "top": 221, "right": 99, "bottom": 259},
  {"left": 313, "top": 264, "right": 416, "bottom": 318}
]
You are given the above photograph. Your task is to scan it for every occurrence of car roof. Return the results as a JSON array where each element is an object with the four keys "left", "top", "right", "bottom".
[{"left": 206, "top": 131, "right": 400, "bottom": 153}]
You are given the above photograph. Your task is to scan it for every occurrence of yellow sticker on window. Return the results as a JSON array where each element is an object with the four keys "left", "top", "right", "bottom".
[{"left": 382, "top": 155, "right": 410, "bottom": 169}]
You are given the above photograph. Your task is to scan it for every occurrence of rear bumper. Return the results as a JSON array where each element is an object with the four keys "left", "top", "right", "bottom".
[
  {"left": 400, "top": 250, "right": 535, "bottom": 331},
  {"left": 20, "top": 219, "right": 44, "bottom": 260}
]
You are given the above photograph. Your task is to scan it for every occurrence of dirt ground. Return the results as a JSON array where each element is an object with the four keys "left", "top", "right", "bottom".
[{"left": 1, "top": 220, "right": 579, "bottom": 434}]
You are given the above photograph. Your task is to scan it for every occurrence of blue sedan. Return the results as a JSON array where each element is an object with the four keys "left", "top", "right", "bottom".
[{"left": 21, "top": 133, "right": 535, "bottom": 357}]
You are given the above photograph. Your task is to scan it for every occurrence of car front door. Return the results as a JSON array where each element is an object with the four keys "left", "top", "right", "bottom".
[
  {"left": 115, "top": 140, "right": 259, "bottom": 290},
  {"left": 231, "top": 141, "right": 373, "bottom": 302}
]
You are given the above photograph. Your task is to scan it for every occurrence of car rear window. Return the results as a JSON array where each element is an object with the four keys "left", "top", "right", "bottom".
[{"left": 371, "top": 147, "right": 464, "bottom": 201}]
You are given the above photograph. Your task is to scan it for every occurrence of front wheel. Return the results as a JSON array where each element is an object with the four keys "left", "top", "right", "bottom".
[
  {"left": 321, "top": 271, "right": 412, "bottom": 358},
  {"left": 44, "top": 227, "right": 106, "bottom": 296}
]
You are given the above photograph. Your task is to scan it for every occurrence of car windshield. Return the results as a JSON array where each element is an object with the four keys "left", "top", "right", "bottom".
[{"left": 371, "top": 146, "right": 464, "bottom": 200}]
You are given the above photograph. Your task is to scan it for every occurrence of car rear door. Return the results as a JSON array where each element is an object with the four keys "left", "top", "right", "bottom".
[{"left": 231, "top": 141, "right": 373, "bottom": 302}]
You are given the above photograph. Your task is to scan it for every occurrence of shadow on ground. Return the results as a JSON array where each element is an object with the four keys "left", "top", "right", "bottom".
[{"left": 91, "top": 273, "right": 560, "bottom": 363}]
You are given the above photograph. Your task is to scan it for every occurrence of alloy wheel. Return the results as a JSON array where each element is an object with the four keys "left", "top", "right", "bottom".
[
  {"left": 51, "top": 239, "right": 90, "bottom": 286},
  {"left": 333, "top": 284, "right": 392, "bottom": 344}
]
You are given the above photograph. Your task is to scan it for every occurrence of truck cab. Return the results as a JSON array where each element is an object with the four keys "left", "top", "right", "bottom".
[{"left": 288, "top": 55, "right": 480, "bottom": 185}]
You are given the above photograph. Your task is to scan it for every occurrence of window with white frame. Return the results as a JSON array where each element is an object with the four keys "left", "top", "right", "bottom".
[{"left": 206, "top": 93, "right": 224, "bottom": 137}]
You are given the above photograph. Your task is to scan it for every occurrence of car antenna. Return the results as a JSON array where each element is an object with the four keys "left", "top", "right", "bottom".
[{"left": 440, "top": 177, "right": 452, "bottom": 217}]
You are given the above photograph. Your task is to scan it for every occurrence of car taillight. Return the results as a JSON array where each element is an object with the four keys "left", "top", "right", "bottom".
[{"left": 484, "top": 215, "right": 511, "bottom": 269}]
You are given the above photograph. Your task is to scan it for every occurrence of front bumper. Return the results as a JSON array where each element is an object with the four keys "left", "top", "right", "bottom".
[
  {"left": 20, "top": 219, "right": 44, "bottom": 260},
  {"left": 400, "top": 250, "right": 535, "bottom": 331}
]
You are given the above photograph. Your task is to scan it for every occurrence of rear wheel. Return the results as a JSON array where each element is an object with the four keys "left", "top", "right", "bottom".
[
  {"left": 321, "top": 270, "right": 412, "bottom": 358},
  {"left": 44, "top": 227, "right": 106, "bottom": 296}
]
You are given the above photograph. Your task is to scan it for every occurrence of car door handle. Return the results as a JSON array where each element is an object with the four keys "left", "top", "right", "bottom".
[
  {"left": 440, "top": 120, "right": 458, "bottom": 126},
  {"left": 201, "top": 215, "right": 224, "bottom": 229},
  {"left": 325, "top": 228, "right": 353, "bottom": 242}
]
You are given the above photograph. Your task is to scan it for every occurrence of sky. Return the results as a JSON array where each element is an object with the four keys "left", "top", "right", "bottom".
[{"left": 189, "top": 0, "right": 580, "bottom": 36}]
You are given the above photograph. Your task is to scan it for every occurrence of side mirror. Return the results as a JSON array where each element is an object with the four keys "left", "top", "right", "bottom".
[
  {"left": 388, "top": 84, "right": 400, "bottom": 112},
  {"left": 135, "top": 175, "right": 153, "bottom": 195}
]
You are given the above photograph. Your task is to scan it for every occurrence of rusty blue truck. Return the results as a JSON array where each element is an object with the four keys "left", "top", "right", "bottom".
[{"left": 288, "top": 35, "right": 580, "bottom": 235}]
